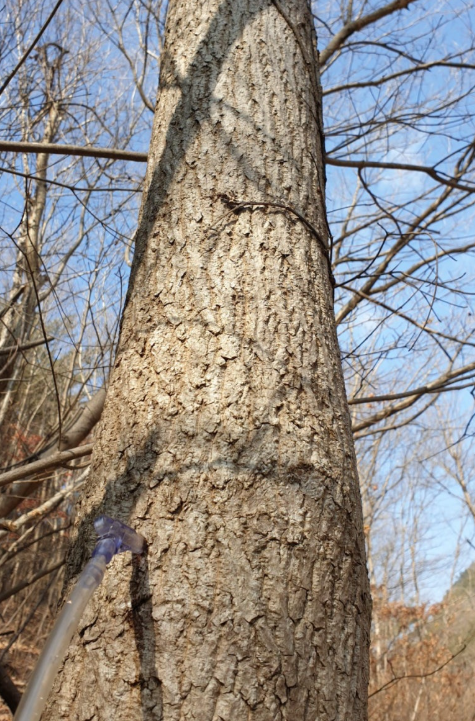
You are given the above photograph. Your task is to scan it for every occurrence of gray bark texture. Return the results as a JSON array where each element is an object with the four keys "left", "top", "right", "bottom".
[{"left": 43, "top": 1, "right": 371, "bottom": 719}]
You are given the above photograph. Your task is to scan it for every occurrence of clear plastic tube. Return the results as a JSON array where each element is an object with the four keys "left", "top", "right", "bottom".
[
  {"left": 14, "top": 554, "right": 107, "bottom": 721},
  {"left": 14, "top": 518, "right": 144, "bottom": 721}
]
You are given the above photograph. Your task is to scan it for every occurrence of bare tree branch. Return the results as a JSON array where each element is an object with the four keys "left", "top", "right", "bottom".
[
  {"left": 0, "top": 336, "right": 54, "bottom": 355},
  {"left": 0, "top": 140, "right": 148, "bottom": 162},
  {"left": 0, "top": 444, "right": 93, "bottom": 490},
  {"left": 0, "top": 388, "right": 104, "bottom": 515},
  {"left": 327, "top": 156, "right": 475, "bottom": 194},
  {"left": 350, "top": 359, "right": 475, "bottom": 433},
  {"left": 0, "top": 476, "right": 87, "bottom": 534},
  {"left": 323, "top": 56, "right": 475, "bottom": 96},
  {"left": 319, "top": 0, "right": 420, "bottom": 68},
  {"left": 0, "top": 559, "right": 64, "bottom": 604}
]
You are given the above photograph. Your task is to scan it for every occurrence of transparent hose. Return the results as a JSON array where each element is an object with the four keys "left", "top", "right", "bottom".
[{"left": 14, "top": 517, "right": 144, "bottom": 721}]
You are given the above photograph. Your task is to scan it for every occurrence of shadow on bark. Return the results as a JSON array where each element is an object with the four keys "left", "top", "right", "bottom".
[
  {"left": 130, "top": 553, "right": 162, "bottom": 721},
  {"left": 123, "top": 0, "right": 290, "bottom": 315}
]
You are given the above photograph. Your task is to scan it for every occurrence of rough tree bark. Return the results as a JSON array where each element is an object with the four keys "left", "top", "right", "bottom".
[{"left": 43, "top": 1, "right": 370, "bottom": 719}]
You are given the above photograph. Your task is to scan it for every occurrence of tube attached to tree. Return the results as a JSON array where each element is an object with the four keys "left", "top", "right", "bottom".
[{"left": 14, "top": 517, "right": 145, "bottom": 721}]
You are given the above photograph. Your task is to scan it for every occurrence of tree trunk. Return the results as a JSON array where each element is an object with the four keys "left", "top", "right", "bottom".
[
  {"left": 44, "top": 1, "right": 370, "bottom": 719},
  {"left": 0, "top": 100, "right": 61, "bottom": 431}
]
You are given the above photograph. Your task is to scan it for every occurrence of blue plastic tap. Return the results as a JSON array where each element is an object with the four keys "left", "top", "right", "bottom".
[{"left": 14, "top": 516, "right": 145, "bottom": 721}]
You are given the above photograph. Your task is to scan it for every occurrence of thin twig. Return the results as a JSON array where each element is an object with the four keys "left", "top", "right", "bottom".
[
  {"left": 0, "top": 0, "right": 68, "bottom": 98},
  {"left": 369, "top": 643, "right": 467, "bottom": 698}
]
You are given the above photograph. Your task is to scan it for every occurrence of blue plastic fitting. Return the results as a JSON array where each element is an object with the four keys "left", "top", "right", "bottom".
[{"left": 14, "top": 516, "right": 145, "bottom": 721}]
